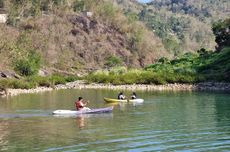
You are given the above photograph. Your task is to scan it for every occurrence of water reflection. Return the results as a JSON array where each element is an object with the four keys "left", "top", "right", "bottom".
[
  {"left": 105, "top": 102, "right": 143, "bottom": 111},
  {"left": 53, "top": 113, "right": 113, "bottom": 129},
  {"left": 76, "top": 116, "right": 85, "bottom": 129},
  {"left": 0, "top": 121, "right": 9, "bottom": 151}
]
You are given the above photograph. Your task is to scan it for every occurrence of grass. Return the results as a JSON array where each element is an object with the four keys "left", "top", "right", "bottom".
[
  {"left": 0, "top": 75, "right": 79, "bottom": 89},
  {"left": 85, "top": 47, "right": 230, "bottom": 85}
]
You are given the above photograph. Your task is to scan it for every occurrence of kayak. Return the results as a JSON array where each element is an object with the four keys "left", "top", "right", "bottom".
[
  {"left": 104, "top": 97, "right": 144, "bottom": 103},
  {"left": 52, "top": 106, "right": 113, "bottom": 115}
]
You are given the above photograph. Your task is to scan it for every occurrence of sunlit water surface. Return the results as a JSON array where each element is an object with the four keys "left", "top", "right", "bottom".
[{"left": 0, "top": 89, "right": 229, "bottom": 151}]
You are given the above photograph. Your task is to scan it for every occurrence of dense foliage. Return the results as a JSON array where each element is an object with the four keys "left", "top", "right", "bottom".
[
  {"left": 114, "top": 0, "right": 229, "bottom": 55},
  {"left": 147, "top": 47, "right": 230, "bottom": 82},
  {"left": 212, "top": 18, "right": 230, "bottom": 51},
  {"left": 0, "top": 75, "right": 79, "bottom": 89}
]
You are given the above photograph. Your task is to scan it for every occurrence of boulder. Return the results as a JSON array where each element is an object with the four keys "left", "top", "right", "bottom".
[
  {"left": 0, "top": 71, "right": 20, "bottom": 79},
  {"left": 38, "top": 69, "right": 49, "bottom": 77}
]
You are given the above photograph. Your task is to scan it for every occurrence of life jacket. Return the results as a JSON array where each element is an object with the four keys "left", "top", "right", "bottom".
[
  {"left": 75, "top": 101, "right": 84, "bottom": 110},
  {"left": 118, "top": 94, "right": 125, "bottom": 100}
]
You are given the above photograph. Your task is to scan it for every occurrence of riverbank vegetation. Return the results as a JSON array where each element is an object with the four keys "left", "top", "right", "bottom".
[
  {"left": 86, "top": 47, "right": 230, "bottom": 85},
  {"left": 0, "top": 75, "right": 78, "bottom": 89}
]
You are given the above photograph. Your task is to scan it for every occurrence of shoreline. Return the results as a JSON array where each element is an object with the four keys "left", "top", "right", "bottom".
[{"left": 1, "top": 81, "right": 230, "bottom": 97}]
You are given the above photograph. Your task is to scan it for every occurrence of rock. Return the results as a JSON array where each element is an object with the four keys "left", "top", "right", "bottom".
[
  {"left": 1, "top": 81, "right": 230, "bottom": 97},
  {"left": 0, "top": 71, "right": 20, "bottom": 79},
  {"left": 38, "top": 69, "right": 49, "bottom": 77},
  {"left": 86, "top": 11, "right": 93, "bottom": 18},
  {"left": 0, "top": 88, "right": 7, "bottom": 96}
]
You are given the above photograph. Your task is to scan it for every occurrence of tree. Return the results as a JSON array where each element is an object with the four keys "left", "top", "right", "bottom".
[{"left": 212, "top": 18, "right": 230, "bottom": 51}]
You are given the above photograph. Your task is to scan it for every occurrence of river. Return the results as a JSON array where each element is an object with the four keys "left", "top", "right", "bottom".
[{"left": 0, "top": 89, "right": 229, "bottom": 151}]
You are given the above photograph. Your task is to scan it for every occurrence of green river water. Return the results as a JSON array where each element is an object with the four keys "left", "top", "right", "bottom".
[{"left": 0, "top": 89, "right": 229, "bottom": 151}]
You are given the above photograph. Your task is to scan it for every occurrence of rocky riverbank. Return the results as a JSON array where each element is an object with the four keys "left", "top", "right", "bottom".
[{"left": 1, "top": 81, "right": 230, "bottom": 97}]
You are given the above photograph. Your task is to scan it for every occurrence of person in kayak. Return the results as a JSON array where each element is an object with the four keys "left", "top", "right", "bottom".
[
  {"left": 75, "top": 97, "right": 91, "bottom": 111},
  {"left": 118, "top": 92, "right": 126, "bottom": 100},
  {"left": 131, "top": 92, "right": 137, "bottom": 99}
]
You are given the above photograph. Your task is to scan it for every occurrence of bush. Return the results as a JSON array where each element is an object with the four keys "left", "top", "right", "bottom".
[
  {"left": 73, "top": 0, "right": 85, "bottom": 12},
  {"left": 49, "top": 75, "right": 67, "bottom": 85},
  {"left": 158, "top": 57, "right": 170, "bottom": 64},
  {"left": 0, "top": 79, "right": 8, "bottom": 89},
  {"left": 121, "top": 72, "right": 139, "bottom": 84},
  {"left": 12, "top": 32, "right": 41, "bottom": 76},
  {"left": 0, "top": 79, "right": 35, "bottom": 89},
  {"left": 86, "top": 72, "right": 110, "bottom": 84},
  {"left": 105, "top": 56, "right": 122, "bottom": 68},
  {"left": 65, "top": 75, "right": 79, "bottom": 82},
  {"left": 13, "top": 52, "right": 41, "bottom": 76},
  {"left": 109, "top": 66, "right": 127, "bottom": 75}
]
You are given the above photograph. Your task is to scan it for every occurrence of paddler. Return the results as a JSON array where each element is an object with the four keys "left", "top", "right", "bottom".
[
  {"left": 118, "top": 92, "right": 126, "bottom": 100},
  {"left": 75, "top": 97, "right": 91, "bottom": 111}
]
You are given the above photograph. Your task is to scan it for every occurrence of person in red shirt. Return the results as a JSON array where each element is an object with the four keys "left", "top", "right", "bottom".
[{"left": 75, "top": 97, "right": 90, "bottom": 111}]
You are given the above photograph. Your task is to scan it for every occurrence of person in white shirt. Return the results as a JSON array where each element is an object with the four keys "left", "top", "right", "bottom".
[{"left": 118, "top": 92, "right": 126, "bottom": 100}]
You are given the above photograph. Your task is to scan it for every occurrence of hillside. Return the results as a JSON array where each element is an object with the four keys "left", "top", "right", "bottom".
[
  {"left": 86, "top": 18, "right": 230, "bottom": 84},
  {"left": 0, "top": 0, "right": 167, "bottom": 75},
  {"left": 0, "top": 0, "right": 229, "bottom": 79},
  {"left": 113, "top": 0, "right": 229, "bottom": 55}
]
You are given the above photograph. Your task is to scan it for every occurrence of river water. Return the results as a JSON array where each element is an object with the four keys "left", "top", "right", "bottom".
[{"left": 0, "top": 89, "right": 229, "bottom": 151}]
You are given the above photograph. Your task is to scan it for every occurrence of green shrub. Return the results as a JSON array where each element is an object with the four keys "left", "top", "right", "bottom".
[
  {"left": 12, "top": 32, "right": 41, "bottom": 76},
  {"left": 49, "top": 75, "right": 66, "bottom": 85},
  {"left": 121, "top": 72, "right": 138, "bottom": 84},
  {"left": 109, "top": 66, "right": 127, "bottom": 75},
  {"left": 105, "top": 56, "right": 122, "bottom": 68},
  {"left": 0, "top": 79, "right": 10, "bottom": 89},
  {"left": 13, "top": 53, "right": 41, "bottom": 76},
  {"left": 0, "top": 79, "right": 35, "bottom": 89},
  {"left": 112, "top": 79, "right": 123, "bottom": 85},
  {"left": 158, "top": 57, "right": 170, "bottom": 64},
  {"left": 65, "top": 75, "right": 78, "bottom": 82},
  {"left": 86, "top": 72, "right": 110, "bottom": 84},
  {"left": 37, "top": 77, "right": 52, "bottom": 87},
  {"left": 73, "top": 0, "right": 85, "bottom": 12}
]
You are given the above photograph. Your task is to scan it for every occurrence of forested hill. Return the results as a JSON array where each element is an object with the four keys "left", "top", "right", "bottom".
[
  {"left": 0, "top": 0, "right": 229, "bottom": 77},
  {"left": 0, "top": 0, "right": 167, "bottom": 74},
  {"left": 114, "top": 0, "right": 229, "bottom": 55},
  {"left": 148, "top": 0, "right": 229, "bottom": 22}
]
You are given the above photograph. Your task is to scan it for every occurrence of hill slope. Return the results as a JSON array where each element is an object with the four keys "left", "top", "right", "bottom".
[
  {"left": 114, "top": 0, "right": 229, "bottom": 55},
  {"left": 0, "top": 0, "right": 167, "bottom": 74}
]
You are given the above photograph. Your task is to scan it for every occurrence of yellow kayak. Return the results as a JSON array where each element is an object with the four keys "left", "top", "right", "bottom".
[{"left": 104, "top": 98, "right": 144, "bottom": 103}]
